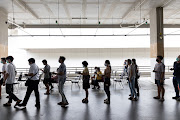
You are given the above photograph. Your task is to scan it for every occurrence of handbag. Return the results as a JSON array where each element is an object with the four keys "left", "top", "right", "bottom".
[{"left": 25, "top": 71, "right": 39, "bottom": 86}]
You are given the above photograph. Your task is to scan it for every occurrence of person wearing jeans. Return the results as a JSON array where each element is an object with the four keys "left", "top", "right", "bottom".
[
  {"left": 128, "top": 59, "right": 138, "bottom": 101},
  {"left": 18, "top": 58, "right": 40, "bottom": 108},
  {"left": 55, "top": 56, "right": 68, "bottom": 107},
  {"left": 3, "top": 56, "right": 22, "bottom": 107}
]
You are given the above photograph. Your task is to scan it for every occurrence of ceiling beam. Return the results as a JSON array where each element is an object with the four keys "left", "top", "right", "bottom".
[
  {"left": 13, "top": 0, "right": 39, "bottom": 19},
  {"left": 99, "top": 0, "right": 108, "bottom": 19},
  {"left": 40, "top": 0, "right": 55, "bottom": 18},
  {"left": 122, "top": 0, "right": 148, "bottom": 21},
  {"left": 82, "top": 0, "right": 87, "bottom": 24},
  {"left": 61, "top": 0, "right": 72, "bottom": 23}
]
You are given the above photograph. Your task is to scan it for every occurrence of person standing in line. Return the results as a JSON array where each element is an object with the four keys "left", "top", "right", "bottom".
[
  {"left": 18, "top": 58, "right": 40, "bottom": 108},
  {"left": 170, "top": 59, "right": 179, "bottom": 100},
  {"left": 3, "top": 56, "right": 22, "bottom": 107},
  {"left": 0, "top": 58, "right": 7, "bottom": 99},
  {"left": 78, "top": 61, "right": 90, "bottom": 103},
  {"left": 132, "top": 59, "right": 140, "bottom": 96},
  {"left": 104, "top": 60, "right": 111, "bottom": 104},
  {"left": 171, "top": 55, "right": 180, "bottom": 101},
  {"left": 153, "top": 56, "right": 165, "bottom": 102},
  {"left": 128, "top": 59, "right": 138, "bottom": 101},
  {"left": 55, "top": 56, "right": 69, "bottom": 107},
  {"left": 41, "top": 59, "right": 51, "bottom": 95}
]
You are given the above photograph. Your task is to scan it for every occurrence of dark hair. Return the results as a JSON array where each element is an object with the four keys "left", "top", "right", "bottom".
[
  {"left": 97, "top": 67, "right": 100, "bottom": 71},
  {"left": 105, "top": 60, "right": 111, "bottom": 71},
  {"left": 42, "top": 59, "right": 47, "bottom": 64},
  {"left": 94, "top": 67, "right": 98, "bottom": 69},
  {"left": 82, "top": 61, "right": 88, "bottom": 67},
  {"left": 6, "top": 56, "right": 14, "bottom": 62},
  {"left": 132, "top": 59, "right": 136, "bottom": 64},
  {"left": 28, "top": 58, "right": 35, "bottom": 63},
  {"left": 157, "top": 56, "right": 163, "bottom": 60},
  {"left": 60, "top": 56, "right": 66, "bottom": 62},
  {"left": 128, "top": 59, "right": 131, "bottom": 64},
  {"left": 1, "top": 58, "right": 6, "bottom": 62}
]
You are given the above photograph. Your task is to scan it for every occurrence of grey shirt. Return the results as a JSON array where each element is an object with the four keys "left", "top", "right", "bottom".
[
  {"left": 43, "top": 65, "right": 50, "bottom": 79},
  {"left": 154, "top": 62, "right": 165, "bottom": 80},
  {"left": 58, "top": 63, "right": 66, "bottom": 81}
]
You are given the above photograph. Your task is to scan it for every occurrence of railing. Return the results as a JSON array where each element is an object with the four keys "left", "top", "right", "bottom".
[{"left": 16, "top": 66, "right": 173, "bottom": 76}]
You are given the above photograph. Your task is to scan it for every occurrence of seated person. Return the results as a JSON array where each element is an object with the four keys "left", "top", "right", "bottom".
[
  {"left": 90, "top": 67, "right": 97, "bottom": 85},
  {"left": 92, "top": 67, "right": 103, "bottom": 89}
]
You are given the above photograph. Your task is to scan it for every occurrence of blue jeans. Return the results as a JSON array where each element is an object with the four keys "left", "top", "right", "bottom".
[
  {"left": 173, "top": 77, "right": 179, "bottom": 97},
  {"left": 129, "top": 77, "right": 137, "bottom": 98}
]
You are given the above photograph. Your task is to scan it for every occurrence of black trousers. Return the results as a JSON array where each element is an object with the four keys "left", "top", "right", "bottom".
[
  {"left": 6, "top": 84, "right": 19, "bottom": 103},
  {"left": 22, "top": 80, "right": 40, "bottom": 106},
  {"left": 173, "top": 77, "right": 179, "bottom": 97},
  {"left": 135, "top": 78, "right": 139, "bottom": 93},
  {"left": 104, "top": 78, "right": 110, "bottom": 102}
]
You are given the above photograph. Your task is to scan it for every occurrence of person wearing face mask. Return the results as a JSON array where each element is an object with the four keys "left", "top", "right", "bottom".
[
  {"left": 153, "top": 56, "right": 165, "bottom": 102},
  {"left": 0, "top": 58, "right": 7, "bottom": 99},
  {"left": 171, "top": 55, "right": 180, "bottom": 101},
  {"left": 103, "top": 60, "right": 111, "bottom": 104},
  {"left": 91, "top": 67, "right": 97, "bottom": 86},
  {"left": 120, "top": 60, "right": 128, "bottom": 79},
  {"left": 3, "top": 56, "right": 22, "bottom": 107},
  {"left": 92, "top": 67, "right": 103, "bottom": 89},
  {"left": 17, "top": 58, "right": 40, "bottom": 108},
  {"left": 78, "top": 61, "right": 90, "bottom": 103}
]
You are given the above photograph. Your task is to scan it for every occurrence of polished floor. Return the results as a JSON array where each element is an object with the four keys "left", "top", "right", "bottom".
[{"left": 0, "top": 77, "right": 179, "bottom": 120}]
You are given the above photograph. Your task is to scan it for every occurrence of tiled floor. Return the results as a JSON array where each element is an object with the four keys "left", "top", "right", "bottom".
[{"left": 0, "top": 77, "right": 179, "bottom": 120}]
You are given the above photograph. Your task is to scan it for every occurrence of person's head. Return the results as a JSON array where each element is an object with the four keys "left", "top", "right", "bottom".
[
  {"left": 28, "top": 58, "right": 35, "bottom": 65},
  {"left": 127, "top": 59, "right": 131, "bottom": 65},
  {"left": 156, "top": 56, "right": 163, "bottom": 63},
  {"left": 59, "top": 56, "right": 66, "bottom": 63},
  {"left": 82, "top": 61, "right": 88, "bottom": 67},
  {"left": 104, "top": 60, "right": 110, "bottom": 66},
  {"left": 6, "top": 56, "right": 14, "bottom": 63},
  {"left": 42, "top": 59, "right": 47, "bottom": 65},
  {"left": 132, "top": 59, "right": 136, "bottom": 64},
  {"left": 97, "top": 67, "right": 100, "bottom": 72},
  {"left": 176, "top": 55, "right": 180, "bottom": 62},
  {"left": 1, "top": 58, "right": 6, "bottom": 64}
]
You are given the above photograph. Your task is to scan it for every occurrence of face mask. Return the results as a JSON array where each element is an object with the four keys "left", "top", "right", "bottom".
[
  {"left": 156, "top": 59, "right": 159, "bottom": 62},
  {"left": 176, "top": 58, "right": 180, "bottom": 61},
  {"left": 104, "top": 63, "right": 107, "bottom": 66},
  {"left": 1, "top": 61, "right": 3, "bottom": 63},
  {"left": 6, "top": 61, "right": 9, "bottom": 63}
]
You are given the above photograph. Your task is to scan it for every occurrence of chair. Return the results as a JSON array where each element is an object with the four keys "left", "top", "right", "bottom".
[
  {"left": 113, "top": 77, "right": 124, "bottom": 89},
  {"left": 71, "top": 75, "right": 81, "bottom": 90}
]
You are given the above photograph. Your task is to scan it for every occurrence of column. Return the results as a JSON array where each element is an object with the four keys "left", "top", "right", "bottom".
[
  {"left": 150, "top": 7, "right": 164, "bottom": 82},
  {"left": 0, "top": 9, "right": 8, "bottom": 59}
]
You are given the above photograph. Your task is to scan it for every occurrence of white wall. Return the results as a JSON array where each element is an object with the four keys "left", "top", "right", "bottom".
[{"left": 8, "top": 48, "right": 180, "bottom": 68}]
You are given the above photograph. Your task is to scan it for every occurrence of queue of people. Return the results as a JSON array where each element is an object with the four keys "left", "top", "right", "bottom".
[{"left": 0, "top": 55, "right": 180, "bottom": 108}]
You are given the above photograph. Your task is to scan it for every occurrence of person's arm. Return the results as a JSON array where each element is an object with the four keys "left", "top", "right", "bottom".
[
  {"left": 160, "top": 65, "right": 165, "bottom": 83},
  {"left": 129, "top": 67, "right": 132, "bottom": 82},
  {"left": 3, "top": 65, "right": 10, "bottom": 86}
]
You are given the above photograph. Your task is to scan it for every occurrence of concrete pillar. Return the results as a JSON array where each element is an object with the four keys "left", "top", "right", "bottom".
[
  {"left": 0, "top": 9, "right": 8, "bottom": 59},
  {"left": 150, "top": 7, "right": 164, "bottom": 82}
]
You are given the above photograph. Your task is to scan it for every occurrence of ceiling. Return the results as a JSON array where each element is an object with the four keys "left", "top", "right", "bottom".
[{"left": 0, "top": 0, "right": 180, "bottom": 27}]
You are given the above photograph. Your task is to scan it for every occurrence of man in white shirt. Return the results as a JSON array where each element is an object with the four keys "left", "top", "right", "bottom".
[
  {"left": 18, "top": 58, "right": 40, "bottom": 108},
  {"left": 153, "top": 56, "right": 165, "bottom": 101},
  {"left": 3, "top": 56, "right": 21, "bottom": 107},
  {"left": 0, "top": 58, "right": 7, "bottom": 99}
]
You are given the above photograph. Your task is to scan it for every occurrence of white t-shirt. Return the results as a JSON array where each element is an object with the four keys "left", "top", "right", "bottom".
[
  {"left": 28, "top": 63, "right": 39, "bottom": 80},
  {"left": 1, "top": 64, "right": 7, "bottom": 78},
  {"left": 6, "top": 63, "right": 16, "bottom": 84},
  {"left": 154, "top": 62, "right": 165, "bottom": 80}
]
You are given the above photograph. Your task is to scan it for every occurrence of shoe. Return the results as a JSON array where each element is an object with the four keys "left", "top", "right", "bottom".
[
  {"left": 153, "top": 96, "right": 160, "bottom": 99},
  {"left": 57, "top": 102, "right": 63, "bottom": 105},
  {"left": 44, "top": 93, "right": 50, "bottom": 95},
  {"left": 18, "top": 103, "right": 26, "bottom": 107},
  {"left": 137, "top": 93, "right": 139, "bottom": 96},
  {"left": 128, "top": 97, "right": 133, "bottom": 100},
  {"left": 129, "top": 94, "right": 131, "bottom": 96},
  {"left": 176, "top": 97, "right": 180, "bottom": 101},
  {"left": 82, "top": 99, "right": 88, "bottom": 103},
  {"left": 159, "top": 98, "right": 165, "bottom": 102},
  {"left": 92, "top": 87, "right": 95, "bottom": 89},
  {"left": 104, "top": 99, "right": 108, "bottom": 102},
  {"left": 50, "top": 87, "right": 54, "bottom": 90},
  {"left": 35, "top": 104, "right": 40, "bottom": 109},
  {"left": 104, "top": 101, "right": 110, "bottom": 104},
  {"left": 6, "top": 96, "right": 9, "bottom": 98},
  {"left": 172, "top": 96, "right": 178, "bottom": 99},
  {"left": 97, "top": 86, "right": 100, "bottom": 89},
  {"left": 14, "top": 100, "right": 22, "bottom": 107},
  {"left": 132, "top": 97, "right": 138, "bottom": 101},
  {"left": 61, "top": 102, "right": 69, "bottom": 107},
  {"left": 3, "top": 103, "right": 11, "bottom": 107}
]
